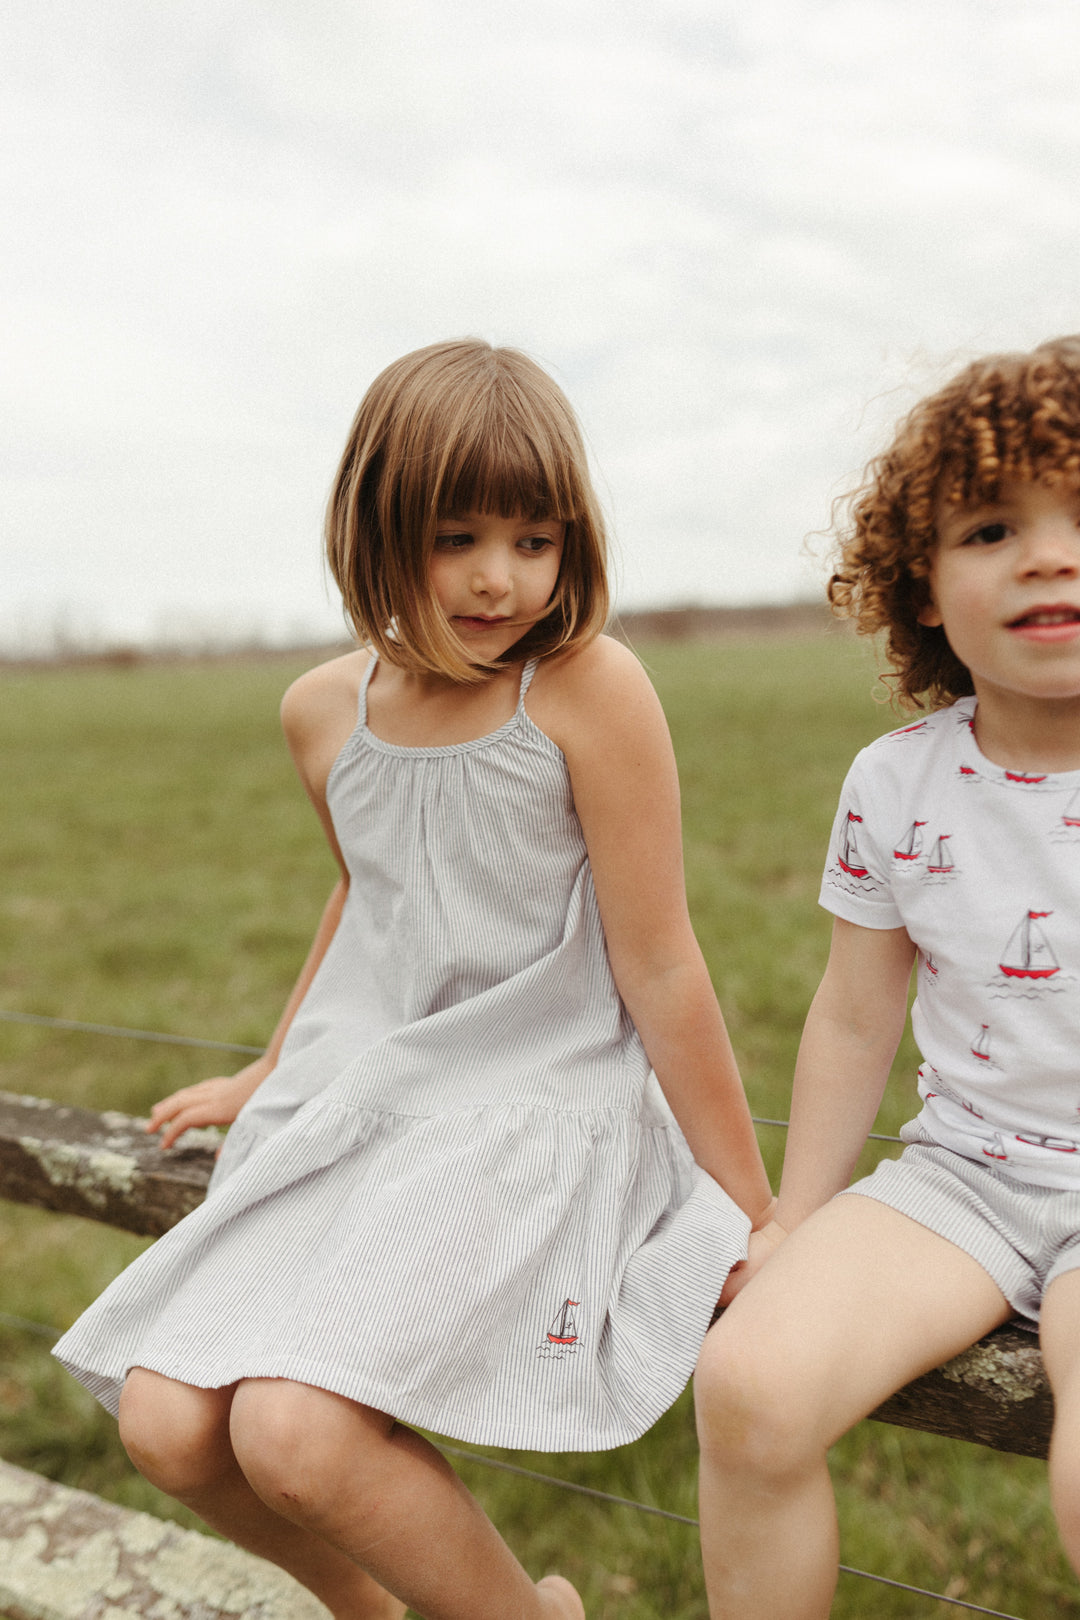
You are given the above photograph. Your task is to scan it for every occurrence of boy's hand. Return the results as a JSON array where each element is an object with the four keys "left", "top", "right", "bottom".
[
  {"left": 146, "top": 1057, "right": 271, "bottom": 1150},
  {"left": 718, "top": 1218, "right": 788, "bottom": 1307}
]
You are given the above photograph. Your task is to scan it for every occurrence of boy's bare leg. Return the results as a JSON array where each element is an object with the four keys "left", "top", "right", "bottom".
[
  {"left": 695, "top": 1194, "right": 1011, "bottom": 1620},
  {"left": 1039, "top": 1267, "right": 1080, "bottom": 1577}
]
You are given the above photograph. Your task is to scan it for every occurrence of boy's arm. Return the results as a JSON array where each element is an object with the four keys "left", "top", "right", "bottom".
[{"left": 722, "top": 916, "right": 915, "bottom": 1300}]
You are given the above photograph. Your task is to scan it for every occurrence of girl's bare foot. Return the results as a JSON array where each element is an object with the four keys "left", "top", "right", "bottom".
[{"left": 537, "top": 1574, "right": 585, "bottom": 1619}]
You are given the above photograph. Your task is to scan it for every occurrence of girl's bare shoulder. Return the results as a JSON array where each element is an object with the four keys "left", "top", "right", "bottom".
[
  {"left": 280, "top": 649, "right": 371, "bottom": 795},
  {"left": 527, "top": 635, "right": 663, "bottom": 752},
  {"left": 280, "top": 649, "right": 371, "bottom": 743}
]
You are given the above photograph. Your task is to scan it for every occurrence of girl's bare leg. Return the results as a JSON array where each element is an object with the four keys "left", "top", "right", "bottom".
[
  {"left": 119, "top": 1369, "right": 405, "bottom": 1619},
  {"left": 1039, "top": 1267, "right": 1080, "bottom": 1577},
  {"left": 228, "top": 1378, "right": 583, "bottom": 1620},
  {"left": 695, "top": 1196, "right": 1012, "bottom": 1620}
]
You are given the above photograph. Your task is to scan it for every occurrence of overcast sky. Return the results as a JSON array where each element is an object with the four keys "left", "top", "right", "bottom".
[{"left": 5, "top": 0, "right": 1080, "bottom": 652}]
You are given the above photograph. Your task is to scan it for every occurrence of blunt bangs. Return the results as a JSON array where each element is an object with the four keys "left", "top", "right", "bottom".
[{"left": 326, "top": 340, "right": 610, "bottom": 684}]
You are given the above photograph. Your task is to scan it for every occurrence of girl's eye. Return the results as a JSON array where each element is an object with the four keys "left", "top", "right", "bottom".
[
  {"left": 435, "top": 532, "right": 472, "bottom": 550},
  {"left": 964, "top": 521, "right": 1010, "bottom": 546},
  {"left": 520, "top": 535, "right": 554, "bottom": 553}
]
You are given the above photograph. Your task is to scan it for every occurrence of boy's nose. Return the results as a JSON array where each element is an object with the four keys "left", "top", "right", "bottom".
[{"left": 1020, "top": 524, "right": 1080, "bottom": 574}]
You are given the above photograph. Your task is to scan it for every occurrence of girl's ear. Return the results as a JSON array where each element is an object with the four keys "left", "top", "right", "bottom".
[{"left": 917, "top": 596, "right": 944, "bottom": 628}]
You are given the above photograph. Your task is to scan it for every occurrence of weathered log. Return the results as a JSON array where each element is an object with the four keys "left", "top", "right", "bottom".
[
  {"left": 0, "top": 1457, "right": 330, "bottom": 1619},
  {"left": 871, "top": 1320, "right": 1052, "bottom": 1458},
  {"left": 0, "top": 1091, "right": 218, "bottom": 1238},
  {"left": 0, "top": 1092, "right": 1056, "bottom": 1458}
]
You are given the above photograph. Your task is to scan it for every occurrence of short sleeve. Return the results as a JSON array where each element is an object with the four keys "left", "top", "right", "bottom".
[{"left": 818, "top": 753, "right": 904, "bottom": 930}]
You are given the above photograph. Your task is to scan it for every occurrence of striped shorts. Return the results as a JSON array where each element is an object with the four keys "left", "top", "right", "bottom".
[{"left": 846, "top": 1135, "right": 1080, "bottom": 1325}]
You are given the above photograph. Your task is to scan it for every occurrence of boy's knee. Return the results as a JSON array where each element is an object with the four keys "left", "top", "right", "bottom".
[{"left": 695, "top": 1321, "right": 820, "bottom": 1481}]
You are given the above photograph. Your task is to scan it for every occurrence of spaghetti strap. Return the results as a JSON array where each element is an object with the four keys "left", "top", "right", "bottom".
[
  {"left": 518, "top": 657, "right": 539, "bottom": 705},
  {"left": 358, "top": 650, "right": 379, "bottom": 724}
]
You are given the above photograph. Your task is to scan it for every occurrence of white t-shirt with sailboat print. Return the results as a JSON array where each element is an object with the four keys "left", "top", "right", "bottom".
[{"left": 820, "top": 697, "right": 1080, "bottom": 1190}]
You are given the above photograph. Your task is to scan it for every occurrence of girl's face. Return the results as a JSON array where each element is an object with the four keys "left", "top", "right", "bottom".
[
  {"left": 429, "top": 510, "right": 565, "bottom": 660},
  {"left": 921, "top": 478, "right": 1080, "bottom": 708}
]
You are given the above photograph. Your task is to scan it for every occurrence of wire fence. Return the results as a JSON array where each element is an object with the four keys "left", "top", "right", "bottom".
[{"left": 0, "top": 1006, "right": 1034, "bottom": 1618}]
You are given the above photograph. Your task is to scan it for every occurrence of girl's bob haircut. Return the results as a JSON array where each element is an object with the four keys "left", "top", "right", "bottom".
[
  {"left": 830, "top": 335, "right": 1080, "bottom": 709},
  {"left": 326, "top": 339, "right": 610, "bottom": 683}
]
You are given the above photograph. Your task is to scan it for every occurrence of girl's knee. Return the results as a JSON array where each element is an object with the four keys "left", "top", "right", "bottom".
[
  {"left": 118, "top": 1369, "right": 235, "bottom": 1496},
  {"left": 229, "top": 1379, "right": 389, "bottom": 1520}
]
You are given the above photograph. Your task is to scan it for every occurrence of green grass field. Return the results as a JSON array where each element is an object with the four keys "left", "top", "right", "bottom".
[{"left": 0, "top": 634, "right": 1074, "bottom": 1617}]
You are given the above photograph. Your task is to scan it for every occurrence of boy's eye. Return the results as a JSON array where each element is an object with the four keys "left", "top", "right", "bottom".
[{"left": 964, "top": 521, "right": 1011, "bottom": 546}]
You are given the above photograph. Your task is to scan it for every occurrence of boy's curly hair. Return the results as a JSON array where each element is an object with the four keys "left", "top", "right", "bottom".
[{"left": 830, "top": 336, "right": 1080, "bottom": 708}]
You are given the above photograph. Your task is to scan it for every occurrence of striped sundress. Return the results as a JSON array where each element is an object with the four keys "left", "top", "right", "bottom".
[{"left": 54, "top": 655, "right": 750, "bottom": 1450}]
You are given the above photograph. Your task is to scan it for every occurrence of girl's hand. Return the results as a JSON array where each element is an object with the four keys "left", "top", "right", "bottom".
[
  {"left": 146, "top": 1057, "right": 272, "bottom": 1150},
  {"left": 718, "top": 1218, "right": 788, "bottom": 1307}
]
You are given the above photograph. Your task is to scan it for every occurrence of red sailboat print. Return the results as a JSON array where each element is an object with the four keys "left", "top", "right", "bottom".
[
  {"left": 1064, "top": 790, "right": 1080, "bottom": 828},
  {"left": 983, "top": 1132, "right": 1008, "bottom": 1162},
  {"left": 971, "top": 1024, "right": 990, "bottom": 1062},
  {"left": 999, "top": 911, "right": 1059, "bottom": 980},
  {"left": 1005, "top": 771, "right": 1047, "bottom": 784},
  {"left": 894, "top": 821, "right": 927, "bottom": 861},
  {"left": 959, "top": 765, "right": 977, "bottom": 777},
  {"left": 838, "top": 812, "right": 869, "bottom": 879},
  {"left": 927, "top": 834, "right": 953, "bottom": 873},
  {"left": 894, "top": 720, "right": 928, "bottom": 736},
  {"left": 547, "top": 1299, "right": 580, "bottom": 1346}
]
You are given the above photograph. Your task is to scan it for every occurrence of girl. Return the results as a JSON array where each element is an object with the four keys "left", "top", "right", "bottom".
[
  {"left": 695, "top": 335, "right": 1080, "bottom": 1617},
  {"left": 54, "top": 339, "right": 772, "bottom": 1620}
]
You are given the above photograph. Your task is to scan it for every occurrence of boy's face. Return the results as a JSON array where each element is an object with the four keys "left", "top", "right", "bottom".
[{"left": 921, "top": 478, "right": 1080, "bottom": 708}]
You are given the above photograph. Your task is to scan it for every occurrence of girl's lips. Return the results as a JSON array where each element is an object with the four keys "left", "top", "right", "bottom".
[{"left": 453, "top": 615, "right": 510, "bottom": 631}]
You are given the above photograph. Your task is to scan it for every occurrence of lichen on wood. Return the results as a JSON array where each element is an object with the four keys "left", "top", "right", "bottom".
[
  {"left": 0, "top": 1091, "right": 216, "bottom": 1236},
  {"left": 0, "top": 1458, "right": 331, "bottom": 1620}
]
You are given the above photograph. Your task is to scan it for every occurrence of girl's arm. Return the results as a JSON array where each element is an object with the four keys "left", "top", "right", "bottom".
[
  {"left": 148, "top": 654, "right": 365, "bottom": 1149},
  {"left": 532, "top": 637, "right": 772, "bottom": 1224},
  {"left": 722, "top": 914, "right": 915, "bottom": 1299}
]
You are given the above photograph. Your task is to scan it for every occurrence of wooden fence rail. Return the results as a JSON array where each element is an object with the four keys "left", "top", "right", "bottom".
[{"left": 0, "top": 1086, "right": 1056, "bottom": 1615}]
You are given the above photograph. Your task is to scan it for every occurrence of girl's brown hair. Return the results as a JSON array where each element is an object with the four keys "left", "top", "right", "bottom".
[
  {"left": 325, "top": 339, "right": 610, "bottom": 682},
  {"left": 830, "top": 335, "right": 1080, "bottom": 708}
]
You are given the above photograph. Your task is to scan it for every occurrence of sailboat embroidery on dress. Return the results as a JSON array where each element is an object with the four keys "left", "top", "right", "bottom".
[
  {"left": 971, "top": 1024, "right": 991, "bottom": 1064},
  {"left": 893, "top": 821, "right": 927, "bottom": 862},
  {"left": 982, "top": 1131, "right": 1009, "bottom": 1163},
  {"left": 537, "top": 1298, "right": 583, "bottom": 1361},
  {"left": 990, "top": 910, "right": 1071, "bottom": 999}
]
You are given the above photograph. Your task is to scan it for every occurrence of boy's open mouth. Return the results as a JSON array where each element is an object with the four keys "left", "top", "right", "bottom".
[{"left": 1007, "top": 608, "right": 1080, "bottom": 627}]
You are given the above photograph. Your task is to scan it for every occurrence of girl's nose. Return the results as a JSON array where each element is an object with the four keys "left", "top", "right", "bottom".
[{"left": 471, "top": 551, "right": 511, "bottom": 595}]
